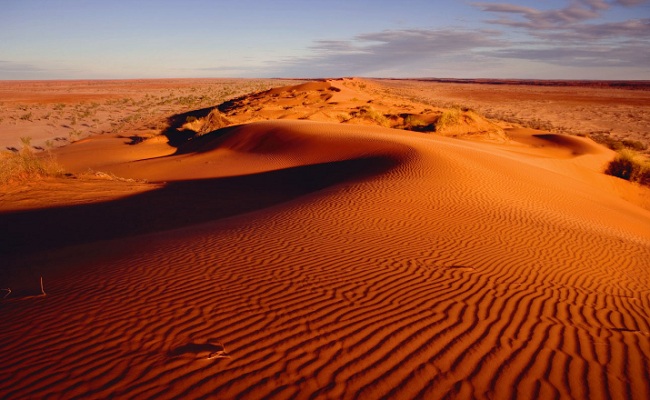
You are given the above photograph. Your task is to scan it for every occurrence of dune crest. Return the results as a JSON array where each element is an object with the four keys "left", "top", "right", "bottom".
[{"left": 172, "top": 78, "right": 509, "bottom": 142}]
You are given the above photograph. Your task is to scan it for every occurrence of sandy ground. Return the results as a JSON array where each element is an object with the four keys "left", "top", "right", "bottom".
[
  {"left": 374, "top": 79, "right": 650, "bottom": 152},
  {"left": 1, "top": 79, "right": 650, "bottom": 399},
  {"left": 0, "top": 78, "right": 304, "bottom": 151}
]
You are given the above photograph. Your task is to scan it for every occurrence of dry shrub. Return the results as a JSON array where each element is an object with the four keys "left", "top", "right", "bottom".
[
  {"left": 435, "top": 108, "right": 462, "bottom": 131},
  {"left": 0, "top": 139, "right": 65, "bottom": 184},
  {"left": 605, "top": 149, "right": 650, "bottom": 186},
  {"left": 402, "top": 114, "right": 433, "bottom": 132},
  {"left": 354, "top": 106, "right": 389, "bottom": 127}
]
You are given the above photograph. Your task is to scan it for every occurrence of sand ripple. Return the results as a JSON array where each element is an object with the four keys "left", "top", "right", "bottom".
[{"left": 2, "top": 121, "right": 649, "bottom": 399}]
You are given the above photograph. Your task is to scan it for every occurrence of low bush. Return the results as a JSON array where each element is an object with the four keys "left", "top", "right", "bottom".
[
  {"left": 605, "top": 149, "right": 650, "bottom": 186},
  {"left": 351, "top": 106, "right": 389, "bottom": 127},
  {"left": 0, "top": 138, "right": 65, "bottom": 184},
  {"left": 402, "top": 114, "right": 434, "bottom": 132},
  {"left": 591, "top": 133, "right": 648, "bottom": 152},
  {"left": 435, "top": 108, "right": 462, "bottom": 131}
]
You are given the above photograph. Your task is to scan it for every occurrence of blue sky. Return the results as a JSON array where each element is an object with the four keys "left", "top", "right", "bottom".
[{"left": 1, "top": 0, "right": 649, "bottom": 79}]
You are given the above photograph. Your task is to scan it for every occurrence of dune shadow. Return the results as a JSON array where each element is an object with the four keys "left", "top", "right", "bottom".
[
  {"left": 161, "top": 106, "right": 217, "bottom": 148},
  {"left": 0, "top": 155, "right": 398, "bottom": 258},
  {"left": 532, "top": 133, "right": 597, "bottom": 155}
]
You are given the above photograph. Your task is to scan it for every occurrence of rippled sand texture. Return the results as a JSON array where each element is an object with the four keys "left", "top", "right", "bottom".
[{"left": 2, "top": 84, "right": 650, "bottom": 399}]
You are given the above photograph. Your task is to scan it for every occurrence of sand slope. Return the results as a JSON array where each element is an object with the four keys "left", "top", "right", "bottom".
[{"left": 2, "top": 119, "right": 650, "bottom": 398}]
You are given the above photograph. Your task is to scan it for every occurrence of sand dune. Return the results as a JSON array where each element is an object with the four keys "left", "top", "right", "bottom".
[{"left": 2, "top": 83, "right": 650, "bottom": 399}]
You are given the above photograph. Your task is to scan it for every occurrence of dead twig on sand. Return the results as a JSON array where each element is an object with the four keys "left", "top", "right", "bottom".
[
  {"left": 0, "top": 277, "right": 45, "bottom": 301},
  {"left": 207, "top": 341, "right": 231, "bottom": 360}
]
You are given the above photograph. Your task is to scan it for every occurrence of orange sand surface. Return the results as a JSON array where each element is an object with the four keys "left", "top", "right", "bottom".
[{"left": 1, "top": 79, "right": 650, "bottom": 399}]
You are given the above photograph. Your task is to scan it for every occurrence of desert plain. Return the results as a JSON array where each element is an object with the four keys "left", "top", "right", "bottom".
[{"left": 1, "top": 77, "right": 650, "bottom": 399}]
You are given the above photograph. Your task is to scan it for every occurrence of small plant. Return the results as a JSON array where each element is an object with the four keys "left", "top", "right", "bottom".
[
  {"left": 403, "top": 114, "right": 430, "bottom": 131},
  {"left": 79, "top": 109, "right": 94, "bottom": 119},
  {"left": 435, "top": 108, "right": 462, "bottom": 131},
  {"left": 605, "top": 149, "right": 650, "bottom": 186},
  {"left": 622, "top": 139, "right": 647, "bottom": 151},
  {"left": 337, "top": 113, "right": 352, "bottom": 122},
  {"left": 20, "top": 136, "right": 32, "bottom": 148},
  {"left": 20, "top": 112, "right": 33, "bottom": 121},
  {"left": 69, "top": 129, "right": 82, "bottom": 140},
  {"left": 355, "top": 106, "right": 388, "bottom": 127}
]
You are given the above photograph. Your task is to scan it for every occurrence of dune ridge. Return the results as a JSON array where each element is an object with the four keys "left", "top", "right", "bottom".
[{"left": 2, "top": 97, "right": 650, "bottom": 397}]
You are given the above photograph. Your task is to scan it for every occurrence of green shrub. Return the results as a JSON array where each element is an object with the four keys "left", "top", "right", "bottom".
[{"left": 605, "top": 150, "right": 650, "bottom": 186}]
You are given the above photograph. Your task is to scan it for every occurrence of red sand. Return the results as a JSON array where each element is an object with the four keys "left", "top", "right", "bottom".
[{"left": 1, "top": 79, "right": 650, "bottom": 399}]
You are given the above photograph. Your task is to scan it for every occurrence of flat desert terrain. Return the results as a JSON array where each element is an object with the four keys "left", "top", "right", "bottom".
[{"left": 1, "top": 78, "right": 650, "bottom": 399}]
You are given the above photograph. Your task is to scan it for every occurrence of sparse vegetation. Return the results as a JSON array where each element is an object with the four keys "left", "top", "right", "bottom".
[
  {"left": 622, "top": 139, "right": 647, "bottom": 151},
  {"left": 435, "top": 108, "right": 462, "bottom": 131},
  {"left": 69, "top": 129, "right": 82, "bottom": 140},
  {"left": 353, "top": 106, "right": 389, "bottom": 127},
  {"left": 590, "top": 132, "right": 649, "bottom": 152},
  {"left": 605, "top": 149, "right": 650, "bottom": 186},
  {"left": 337, "top": 113, "right": 352, "bottom": 122},
  {"left": 0, "top": 137, "right": 65, "bottom": 184},
  {"left": 402, "top": 114, "right": 431, "bottom": 131}
]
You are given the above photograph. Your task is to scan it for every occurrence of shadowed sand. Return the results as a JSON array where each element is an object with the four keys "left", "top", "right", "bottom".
[{"left": 1, "top": 81, "right": 650, "bottom": 399}]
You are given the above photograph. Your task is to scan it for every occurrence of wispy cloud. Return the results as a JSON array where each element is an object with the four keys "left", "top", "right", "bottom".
[
  {"left": 489, "top": 41, "right": 650, "bottom": 67},
  {"left": 0, "top": 60, "right": 45, "bottom": 73},
  {"left": 472, "top": 0, "right": 650, "bottom": 37},
  {"left": 0, "top": 60, "right": 85, "bottom": 79},
  {"left": 615, "top": 0, "right": 648, "bottom": 5},
  {"left": 271, "top": 1, "right": 649, "bottom": 78},
  {"left": 276, "top": 29, "right": 503, "bottom": 77},
  {"left": 469, "top": 0, "right": 650, "bottom": 72}
]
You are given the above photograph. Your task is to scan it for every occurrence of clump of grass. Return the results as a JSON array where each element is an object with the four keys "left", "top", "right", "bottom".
[
  {"left": 605, "top": 149, "right": 650, "bottom": 186},
  {"left": 435, "top": 108, "right": 462, "bottom": 131},
  {"left": 590, "top": 132, "right": 648, "bottom": 152},
  {"left": 402, "top": 114, "right": 432, "bottom": 131},
  {"left": 354, "top": 106, "right": 388, "bottom": 127},
  {"left": 336, "top": 112, "right": 352, "bottom": 122},
  {"left": 0, "top": 137, "right": 65, "bottom": 184}
]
